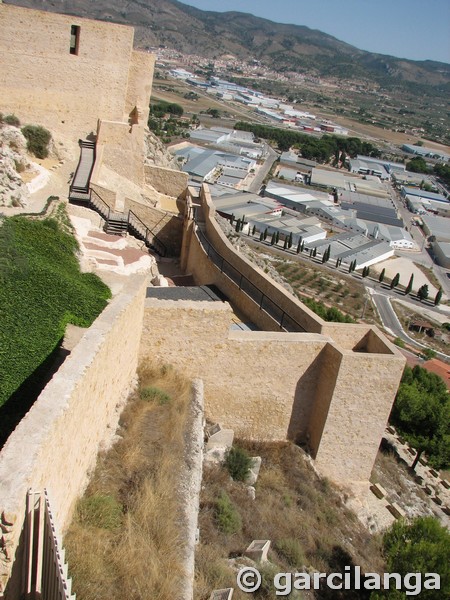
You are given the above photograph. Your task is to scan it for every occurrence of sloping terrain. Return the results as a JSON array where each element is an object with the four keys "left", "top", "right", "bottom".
[{"left": 5, "top": 0, "right": 450, "bottom": 89}]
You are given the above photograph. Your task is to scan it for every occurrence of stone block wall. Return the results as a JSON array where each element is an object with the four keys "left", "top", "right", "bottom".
[
  {"left": 140, "top": 300, "right": 405, "bottom": 485},
  {"left": 173, "top": 184, "right": 407, "bottom": 485},
  {"left": 309, "top": 346, "right": 405, "bottom": 482},
  {"left": 0, "top": 275, "right": 147, "bottom": 597},
  {"left": 144, "top": 165, "right": 188, "bottom": 199},
  {"left": 96, "top": 120, "right": 147, "bottom": 187},
  {"left": 140, "top": 300, "right": 330, "bottom": 440},
  {"left": 0, "top": 4, "right": 153, "bottom": 139},
  {"left": 126, "top": 198, "right": 183, "bottom": 255}
]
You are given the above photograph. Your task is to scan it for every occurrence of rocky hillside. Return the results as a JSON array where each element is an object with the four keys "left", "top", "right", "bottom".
[
  {"left": 5, "top": 0, "right": 450, "bottom": 91},
  {"left": 0, "top": 124, "right": 31, "bottom": 207},
  {"left": 145, "top": 130, "right": 180, "bottom": 171}
]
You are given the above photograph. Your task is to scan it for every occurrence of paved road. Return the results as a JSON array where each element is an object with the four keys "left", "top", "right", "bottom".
[
  {"left": 371, "top": 290, "right": 449, "bottom": 360},
  {"left": 246, "top": 144, "right": 278, "bottom": 193}
]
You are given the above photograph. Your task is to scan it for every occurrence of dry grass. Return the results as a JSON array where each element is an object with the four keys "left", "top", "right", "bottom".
[
  {"left": 64, "top": 362, "right": 192, "bottom": 600},
  {"left": 195, "top": 440, "right": 385, "bottom": 600}
]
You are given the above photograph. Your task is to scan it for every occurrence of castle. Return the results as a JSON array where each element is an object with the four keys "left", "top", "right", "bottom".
[{"left": 0, "top": 4, "right": 405, "bottom": 598}]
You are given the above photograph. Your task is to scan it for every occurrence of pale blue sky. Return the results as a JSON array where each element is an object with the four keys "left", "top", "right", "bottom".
[{"left": 182, "top": 0, "right": 450, "bottom": 63}]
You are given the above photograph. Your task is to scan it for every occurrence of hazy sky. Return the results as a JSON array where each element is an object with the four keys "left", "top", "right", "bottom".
[{"left": 182, "top": 0, "right": 450, "bottom": 63}]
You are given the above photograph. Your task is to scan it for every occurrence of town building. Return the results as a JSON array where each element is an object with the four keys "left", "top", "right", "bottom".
[
  {"left": 432, "top": 241, "right": 450, "bottom": 268},
  {"left": 402, "top": 144, "right": 450, "bottom": 162}
]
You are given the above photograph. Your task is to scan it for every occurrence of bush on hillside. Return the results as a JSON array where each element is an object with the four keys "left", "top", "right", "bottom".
[
  {"left": 140, "top": 385, "right": 171, "bottom": 405},
  {"left": 215, "top": 492, "right": 242, "bottom": 534},
  {"left": 2, "top": 114, "right": 21, "bottom": 127},
  {"left": 225, "top": 445, "right": 253, "bottom": 481},
  {"left": 21, "top": 124, "right": 51, "bottom": 158}
]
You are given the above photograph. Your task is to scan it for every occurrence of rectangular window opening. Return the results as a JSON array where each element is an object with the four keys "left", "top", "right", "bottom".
[{"left": 70, "top": 25, "right": 80, "bottom": 55}]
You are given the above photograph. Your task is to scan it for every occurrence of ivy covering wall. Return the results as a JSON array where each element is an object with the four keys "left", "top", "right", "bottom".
[{"left": 0, "top": 216, "right": 111, "bottom": 408}]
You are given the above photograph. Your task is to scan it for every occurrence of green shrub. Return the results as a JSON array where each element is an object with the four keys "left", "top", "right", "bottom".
[
  {"left": 140, "top": 385, "right": 171, "bottom": 405},
  {"left": 21, "top": 124, "right": 52, "bottom": 158},
  {"left": 78, "top": 494, "right": 123, "bottom": 531},
  {"left": 275, "top": 538, "right": 306, "bottom": 568},
  {"left": 301, "top": 297, "right": 355, "bottom": 323},
  {"left": 215, "top": 492, "right": 242, "bottom": 534},
  {"left": 3, "top": 114, "right": 21, "bottom": 127},
  {"left": 394, "top": 337, "right": 405, "bottom": 348},
  {"left": 225, "top": 446, "right": 253, "bottom": 482}
]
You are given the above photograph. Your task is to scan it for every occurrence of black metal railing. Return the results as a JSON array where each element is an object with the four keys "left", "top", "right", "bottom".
[
  {"left": 89, "top": 188, "right": 111, "bottom": 221},
  {"left": 128, "top": 209, "right": 167, "bottom": 257},
  {"left": 195, "top": 226, "right": 305, "bottom": 332}
]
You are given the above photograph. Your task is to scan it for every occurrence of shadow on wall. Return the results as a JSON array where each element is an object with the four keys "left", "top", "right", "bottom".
[
  {"left": 2, "top": 513, "right": 28, "bottom": 599},
  {"left": 0, "top": 340, "right": 70, "bottom": 450},
  {"left": 154, "top": 216, "right": 183, "bottom": 256},
  {"left": 287, "top": 353, "right": 323, "bottom": 446}
]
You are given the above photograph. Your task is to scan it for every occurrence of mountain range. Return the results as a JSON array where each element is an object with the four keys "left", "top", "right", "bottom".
[{"left": 5, "top": 0, "right": 450, "bottom": 90}]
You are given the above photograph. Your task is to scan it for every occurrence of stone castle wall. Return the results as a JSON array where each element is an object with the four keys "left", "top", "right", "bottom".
[
  {"left": 172, "top": 185, "right": 406, "bottom": 484},
  {"left": 0, "top": 4, "right": 153, "bottom": 140},
  {"left": 140, "top": 300, "right": 330, "bottom": 441},
  {"left": 144, "top": 164, "right": 188, "bottom": 199},
  {"left": 140, "top": 299, "right": 405, "bottom": 483},
  {"left": 0, "top": 275, "right": 147, "bottom": 597}
]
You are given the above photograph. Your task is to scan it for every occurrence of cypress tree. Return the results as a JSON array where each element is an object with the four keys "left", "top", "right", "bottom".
[
  {"left": 235, "top": 218, "right": 241, "bottom": 232},
  {"left": 283, "top": 237, "right": 288, "bottom": 250},
  {"left": 297, "top": 239, "right": 301, "bottom": 254},
  {"left": 264, "top": 228, "right": 268, "bottom": 240},
  {"left": 288, "top": 232, "right": 293, "bottom": 249},
  {"left": 275, "top": 231, "right": 280, "bottom": 244},
  {"left": 390, "top": 273, "right": 400, "bottom": 289},
  {"left": 418, "top": 284, "right": 429, "bottom": 302},
  {"left": 252, "top": 225, "right": 256, "bottom": 236},
  {"left": 259, "top": 231, "right": 264, "bottom": 242},
  {"left": 379, "top": 268, "right": 385, "bottom": 283},
  {"left": 434, "top": 287, "right": 443, "bottom": 306},
  {"left": 270, "top": 232, "right": 276, "bottom": 245},
  {"left": 405, "top": 274, "right": 414, "bottom": 295},
  {"left": 313, "top": 247, "right": 317, "bottom": 257},
  {"left": 301, "top": 241, "right": 305, "bottom": 253}
]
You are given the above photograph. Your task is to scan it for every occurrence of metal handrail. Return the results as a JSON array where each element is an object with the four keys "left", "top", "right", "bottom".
[
  {"left": 128, "top": 209, "right": 167, "bottom": 257},
  {"left": 89, "top": 188, "right": 111, "bottom": 221},
  {"left": 194, "top": 225, "right": 305, "bottom": 332}
]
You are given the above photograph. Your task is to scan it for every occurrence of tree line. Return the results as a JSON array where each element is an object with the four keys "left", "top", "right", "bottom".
[
  {"left": 405, "top": 156, "right": 450, "bottom": 187},
  {"left": 234, "top": 121, "right": 381, "bottom": 159}
]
